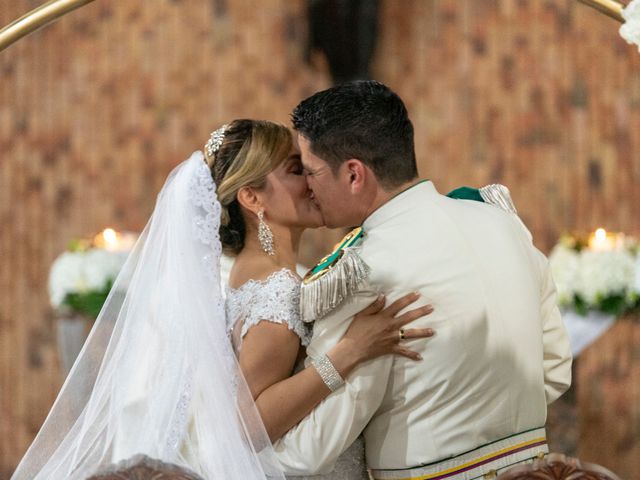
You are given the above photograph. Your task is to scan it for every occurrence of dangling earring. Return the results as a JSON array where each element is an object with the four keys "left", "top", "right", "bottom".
[{"left": 257, "top": 210, "right": 275, "bottom": 256}]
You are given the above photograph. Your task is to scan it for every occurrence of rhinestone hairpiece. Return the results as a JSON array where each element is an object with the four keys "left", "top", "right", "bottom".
[{"left": 204, "top": 124, "right": 229, "bottom": 161}]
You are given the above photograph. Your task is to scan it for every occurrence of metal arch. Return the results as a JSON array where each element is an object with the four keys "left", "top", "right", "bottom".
[
  {"left": 0, "top": 0, "right": 96, "bottom": 53},
  {"left": 577, "top": 0, "right": 625, "bottom": 21},
  {"left": 0, "top": 0, "right": 627, "bottom": 53}
]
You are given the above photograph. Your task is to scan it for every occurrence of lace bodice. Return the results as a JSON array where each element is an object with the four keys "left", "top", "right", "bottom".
[
  {"left": 225, "top": 269, "right": 311, "bottom": 349},
  {"left": 226, "top": 269, "right": 368, "bottom": 480}
]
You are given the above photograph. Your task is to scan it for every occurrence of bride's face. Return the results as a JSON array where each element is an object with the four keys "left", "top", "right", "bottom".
[{"left": 261, "top": 144, "right": 324, "bottom": 230}]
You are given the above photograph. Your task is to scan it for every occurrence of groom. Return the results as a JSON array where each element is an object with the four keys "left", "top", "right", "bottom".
[{"left": 273, "top": 81, "right": 572, "bottom": 479}]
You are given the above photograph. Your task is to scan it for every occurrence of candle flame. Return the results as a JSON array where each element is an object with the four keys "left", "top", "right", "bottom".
[
  {"left": 103, "top": 228, "right": 118, "bottom": 248},
  {"left": 595, "top": 228, "right": 607, "bottom": 241}
]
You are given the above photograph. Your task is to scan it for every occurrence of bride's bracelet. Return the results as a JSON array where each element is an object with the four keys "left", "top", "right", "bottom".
[{"left": 311, "top": 354, "right": 345, "bottom": 392}]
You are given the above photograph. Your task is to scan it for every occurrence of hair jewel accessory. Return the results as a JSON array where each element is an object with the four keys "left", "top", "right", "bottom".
[{"left": 204, "top": 124, "right": 229, "bottom": 162}]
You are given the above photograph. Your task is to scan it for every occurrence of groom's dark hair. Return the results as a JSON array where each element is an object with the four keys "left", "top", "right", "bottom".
[{"left": 291, "top": 80, "right": 418, "bottom": 189}]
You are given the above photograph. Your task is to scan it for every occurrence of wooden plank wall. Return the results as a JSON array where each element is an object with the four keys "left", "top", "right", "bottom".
[
  {"left": 577, "top": 313, "right": 640, "bottom": 479},
  {"left": 376, "top": 0, "right": 640, "bottom": 247},
  {"left": 1, "top": 0, "right": 639, "bottom": 476}
]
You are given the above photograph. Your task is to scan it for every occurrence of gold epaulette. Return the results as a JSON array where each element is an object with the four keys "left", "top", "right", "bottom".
[
  {"left": 478, "top": 184, "right": 517, "bottom": 214},
  {"left": 300, "top": 227, "right": 369, "bottom": 322}
]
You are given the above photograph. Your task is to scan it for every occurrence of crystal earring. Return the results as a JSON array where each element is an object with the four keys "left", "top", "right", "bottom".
[{"left": 257, "top": 210, "right": 275, "bottom": 256}]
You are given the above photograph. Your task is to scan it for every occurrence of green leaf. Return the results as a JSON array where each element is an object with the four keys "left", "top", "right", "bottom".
[
  {"left": 573, "top": 295, "right": 589, "bottom": 316},
  {"left": 597, "top": 293, "right": 627, "bottom": 317},
  {"left": 61, "top": 280, "right": 114, "bottom": 319},
  {"left": 67, "top": 238, "right": 90, "bottom": 252}
]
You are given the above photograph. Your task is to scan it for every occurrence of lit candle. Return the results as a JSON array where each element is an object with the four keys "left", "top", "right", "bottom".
[
  {"left": 589, "top": 228, "right": 615, "bottom": 252},
  {"left": 93, "top": 228, "right": 137, "bottom": 252},
  {"left": 102, "top": 228, "right": 119, "bottom": 251}
]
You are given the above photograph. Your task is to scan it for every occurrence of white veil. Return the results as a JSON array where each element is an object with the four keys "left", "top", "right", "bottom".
[{"left": 11, "top": 151, "right": 285, "bottom": 479}]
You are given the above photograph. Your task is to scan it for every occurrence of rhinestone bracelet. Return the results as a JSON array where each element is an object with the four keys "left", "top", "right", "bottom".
[{"left": 311, "top": 354, "right": 345, "bottom": 392}]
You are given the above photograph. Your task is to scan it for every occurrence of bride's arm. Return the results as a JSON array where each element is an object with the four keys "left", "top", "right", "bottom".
[
  {"left": 238, "top": 293, "right": 433, "bottom": 442},
  {"left": 239, "top": 322, "right": 335, "bottom": 443}
]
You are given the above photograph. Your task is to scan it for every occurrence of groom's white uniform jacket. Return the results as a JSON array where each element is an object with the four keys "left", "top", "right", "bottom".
[{"left": 274, "top": 181, "right": 572, "bottom": 475}]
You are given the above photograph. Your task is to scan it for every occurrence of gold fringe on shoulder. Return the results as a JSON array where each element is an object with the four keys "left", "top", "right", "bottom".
[
  {"left": 300, "top": 247, "right": 370, "bottom": 323},
  {"left": 479, "top": 184, "right": 518, "bottom": 214}
]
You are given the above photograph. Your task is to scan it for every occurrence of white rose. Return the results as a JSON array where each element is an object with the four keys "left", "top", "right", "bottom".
[
  {"left": 549, "top": 245, "right": 580, "bottom": 306},
  {"left": 82, "top": 250, "right": 106, "bottom": 290},
  {"left": 621, "top": 0, "right": 640, "bottom": 52},
  {"left": 49, "top": 248, "right": 130, "bottom": 308},
  {"left": 48, "top": 251, "right": 85, "bottom": 307},
  {"left": 82, "top": 249, "right": 124, "bottom": 290},
  {"left": 575, "top": 250, "right": 636, "bottom": 305}
]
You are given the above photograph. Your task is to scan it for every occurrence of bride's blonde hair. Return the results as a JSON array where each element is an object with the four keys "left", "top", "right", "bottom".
[{"left": 205, "top": 119, "right": 293, "bottom": 254}]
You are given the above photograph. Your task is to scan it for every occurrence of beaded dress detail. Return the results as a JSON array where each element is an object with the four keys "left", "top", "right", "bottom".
[
  {"left": 225, "top": 269, "right": 310, "bottom": 350},
  {"left": 225, "top": 269, "right": 369, "bottom": 480}
]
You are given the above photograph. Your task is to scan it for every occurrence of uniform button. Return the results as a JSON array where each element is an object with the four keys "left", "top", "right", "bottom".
[{"left": 483, "top": 469, "right": 497, "bottom": 479}]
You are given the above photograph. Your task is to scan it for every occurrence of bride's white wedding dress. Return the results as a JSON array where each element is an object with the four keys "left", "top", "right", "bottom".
[
  {"left": 226, "top": 268, "right": 369, "bottom": 480},
  {"left": 11, "top": 153, "right": 285, "bottom": 479},
  {"left": 11, "top": 152, "right": 367, "bottom": 479}
]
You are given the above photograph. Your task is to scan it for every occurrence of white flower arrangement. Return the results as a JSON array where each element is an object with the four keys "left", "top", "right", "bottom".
[
  {"left": 620, "top": 0, "right": 640, "bottom": 51},
  {"left": 549, "top": 232, "right": 640, "bottom": 316},
  {"left": 49, "top": 230, "right": 136, "bottom": 318}
]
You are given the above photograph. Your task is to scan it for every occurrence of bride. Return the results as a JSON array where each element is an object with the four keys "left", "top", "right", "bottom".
[{"left": 11, "top": 119, "right": 433, "bottom": 480}]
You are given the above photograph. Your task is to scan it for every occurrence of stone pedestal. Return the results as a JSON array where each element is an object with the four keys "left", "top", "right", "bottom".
[
  {"left": 577, "top": 313, "right": 640, "bottom": 479},
  {"left": 56, "top": 313, "right": 93, "bottom": 376}
]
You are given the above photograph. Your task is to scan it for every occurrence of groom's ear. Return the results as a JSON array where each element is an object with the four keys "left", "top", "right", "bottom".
[
  {"left": 343, "top": 159, "right": 368, "bottom": 193},
  {"left": 236, "top": 186, "right": 262, "bottom": 214}
]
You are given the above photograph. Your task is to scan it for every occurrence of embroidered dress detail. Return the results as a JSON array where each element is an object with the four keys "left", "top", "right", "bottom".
[
  {"left": 163, "top": 369, "right": 193, "bottom": 457},
  {"left": 226, "top": 269, "right": 311, "bottom": 347},
  {"left": 227, "top": 267, "right": 369, "bottom": 479}
]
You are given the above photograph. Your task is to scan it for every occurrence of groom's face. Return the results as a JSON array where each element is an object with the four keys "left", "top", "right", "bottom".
[{"left": 298, "top": 134, "right": 352, "bottom": 229}]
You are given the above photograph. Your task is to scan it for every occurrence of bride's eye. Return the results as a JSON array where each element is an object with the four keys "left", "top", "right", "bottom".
[{"left": 289, "top": 163, "right": 304, "bottom": 175}]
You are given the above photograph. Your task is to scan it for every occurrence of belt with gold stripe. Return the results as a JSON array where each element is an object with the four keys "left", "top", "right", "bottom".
[{"left": 370, "top": 427, "right": 548, "bottom": 480}]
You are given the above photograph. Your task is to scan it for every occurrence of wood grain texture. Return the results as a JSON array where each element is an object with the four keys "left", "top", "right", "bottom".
[
  {"left": 1, "top": 0, "right": 639, "bottom": 475},
  {"left": 577, "top": 314, "right": 640, "bottom": 480}
]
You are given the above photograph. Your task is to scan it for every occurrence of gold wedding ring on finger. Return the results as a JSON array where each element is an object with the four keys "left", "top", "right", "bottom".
[{"left": 399, "top": 328, "right": 406, "bottom": 341}]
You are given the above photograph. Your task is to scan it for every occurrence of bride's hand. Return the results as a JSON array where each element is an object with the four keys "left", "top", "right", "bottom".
[{"left": 327, "top": 293, "right": 434, "bottom": 377}]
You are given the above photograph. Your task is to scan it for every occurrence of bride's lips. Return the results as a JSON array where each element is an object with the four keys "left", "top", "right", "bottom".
[{"left": 308, "top": 190, "right": 320, "bottom": 209}]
